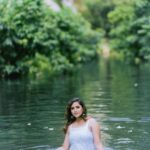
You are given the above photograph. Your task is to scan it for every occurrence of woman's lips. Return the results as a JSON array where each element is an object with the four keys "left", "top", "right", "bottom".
[{"left": 74, "top": 113, "right": 78, "bottom": 115}]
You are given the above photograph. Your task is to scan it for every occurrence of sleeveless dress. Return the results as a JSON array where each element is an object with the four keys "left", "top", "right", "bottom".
[{"left": 69, "top": 118, "right": 96, "bottom": 150}]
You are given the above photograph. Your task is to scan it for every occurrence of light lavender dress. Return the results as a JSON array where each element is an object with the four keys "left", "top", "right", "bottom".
[{"left": 69, "top": 118, "right": 96, "bottom": 150}]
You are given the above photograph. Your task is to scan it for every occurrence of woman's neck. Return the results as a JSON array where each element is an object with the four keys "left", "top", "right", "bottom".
[{"left": 75, "top": 117, "right": 85, "bottom": 124}]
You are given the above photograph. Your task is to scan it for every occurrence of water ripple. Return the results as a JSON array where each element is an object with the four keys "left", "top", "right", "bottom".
[
  {"left": 108, "top": 117, "right": 134, "bottom": 122},
  {"left": 116, "top": 138, "right": 134, "bottom": 144},
  {"left": 137, "top": 116, "right": 150, "bottom": 123}
]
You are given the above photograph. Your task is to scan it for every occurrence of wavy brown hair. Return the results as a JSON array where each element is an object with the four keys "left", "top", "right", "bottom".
[{"left": 63, "top": 98, "right": 87, "bottom": 133}]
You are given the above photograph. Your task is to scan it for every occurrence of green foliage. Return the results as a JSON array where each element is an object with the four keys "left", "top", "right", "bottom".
[
  {"left": 81, "top": 0, "right": 114, "bottom": 35},
  {"left": 23, "top": 53, "right": 52, "bottom": 76},
  {"left": 74, "top": 0, "right": 150, "bottom": 63},
  {"left": 50, "top": 51, "right": 73, "bottom": 73},
  {"left": 49, "top": 9, "right": 100, "bottom": 63},
  {"left": 108, "top": 0, "right": 150, "bottom": 63},
  {"left": 0, "top": 0, "right": 100, "bottom": 78}
]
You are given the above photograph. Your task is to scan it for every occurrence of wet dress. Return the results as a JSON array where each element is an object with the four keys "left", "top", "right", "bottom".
[{"left": 69, "top": 118, "right": 96, "bottom": 150}]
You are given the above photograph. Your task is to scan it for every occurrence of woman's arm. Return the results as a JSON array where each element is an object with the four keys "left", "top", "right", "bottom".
[
  {"left": 90, "top": 118, "right": 104, "bottom": 150},
  {"left": 62, "top": 131, "right": 70, "bottom": 150},
  {"left": 57, "top": 125, "right": 70, "bottom": 150},
  {"left": 56, "top": 129, "right": 69, "bottom": 150}
]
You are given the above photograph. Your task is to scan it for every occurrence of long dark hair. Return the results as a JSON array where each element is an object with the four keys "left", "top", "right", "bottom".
[{"left": 63, "top": 98, "right": 87, "bottom": 133}]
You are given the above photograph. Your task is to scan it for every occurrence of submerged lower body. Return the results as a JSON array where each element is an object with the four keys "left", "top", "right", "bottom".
[
  {"left": 56, "top": 146, "right": 113, "bottom": 150},
  {"left": 69, "top": 143, "right": 96, "bottom": 150}
]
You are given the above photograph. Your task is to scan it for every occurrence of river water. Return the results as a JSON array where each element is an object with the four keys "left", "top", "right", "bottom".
[{"left": 0, "top": 59, "right": 150, "bottom": 150}]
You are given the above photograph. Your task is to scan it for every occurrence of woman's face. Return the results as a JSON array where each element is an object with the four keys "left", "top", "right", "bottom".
[{"left": 71, "top": 102, "right": 83, "bottom": 118}]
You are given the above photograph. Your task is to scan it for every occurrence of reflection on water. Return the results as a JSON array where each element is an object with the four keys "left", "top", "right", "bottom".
[{"left": 0, "top": 59, "right": 150, "bottom": 150}]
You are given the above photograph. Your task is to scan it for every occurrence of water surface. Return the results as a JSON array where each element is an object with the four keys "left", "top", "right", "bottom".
[{"left": 0, "top": 59, "right": 150, "bottom": 150}]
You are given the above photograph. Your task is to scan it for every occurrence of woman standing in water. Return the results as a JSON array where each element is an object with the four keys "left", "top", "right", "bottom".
[{"left": 57, "top": 98, "right": 103, "bottom": 150}]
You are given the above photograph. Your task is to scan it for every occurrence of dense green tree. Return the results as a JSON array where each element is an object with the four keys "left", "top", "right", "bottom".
[
  {"left": 0, "top": 0, "right": 100, "bottom": 77},
  {"left": 108, "top": 0, "right": 150, "bottom": 63}
]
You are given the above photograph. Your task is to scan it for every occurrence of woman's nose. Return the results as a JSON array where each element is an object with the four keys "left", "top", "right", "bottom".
[{"left": 74, "top": 108, "right": 78, "bottom": 112}]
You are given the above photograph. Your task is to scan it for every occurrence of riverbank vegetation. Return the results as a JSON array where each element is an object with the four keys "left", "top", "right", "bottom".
[
  {"left": 0, "top": 0, "right": 101, "bottom": 78},
  {"left": 0, "top": 0, "right": 150, "bottom": 78},
  {"left": 79, "top": 0, "right": 150, "bottom": 64}
]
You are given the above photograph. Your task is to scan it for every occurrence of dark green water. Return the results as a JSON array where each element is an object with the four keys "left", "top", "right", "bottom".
[{"left": 0, "top": 59, "right": 150, "bottom": 150}]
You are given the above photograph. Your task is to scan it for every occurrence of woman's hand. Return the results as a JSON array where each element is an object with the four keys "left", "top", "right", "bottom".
[{"left": 90, "top": 118, "right": 104, "bottom": 150}]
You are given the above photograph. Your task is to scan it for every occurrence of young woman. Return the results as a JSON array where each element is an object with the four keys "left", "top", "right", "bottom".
[{"left": 57, "top": 98, "right": 103, "bottom": 150}]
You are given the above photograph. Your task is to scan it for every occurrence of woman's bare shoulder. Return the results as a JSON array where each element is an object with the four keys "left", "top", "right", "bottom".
[
  {"left": 86, "top": 116, "right": 97, "bottom": 122},
  {"left": 68, "top": 123, "right": 73, "bottom": 129},
  {"left": 86, "top": 115, "right": 92, "bottom": 120},
  {"left": 87, "top": 116, "right": 99, "bottom": 125},
  {"left": 66, "top": 123, "right": 73, "bottom": 133}
]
